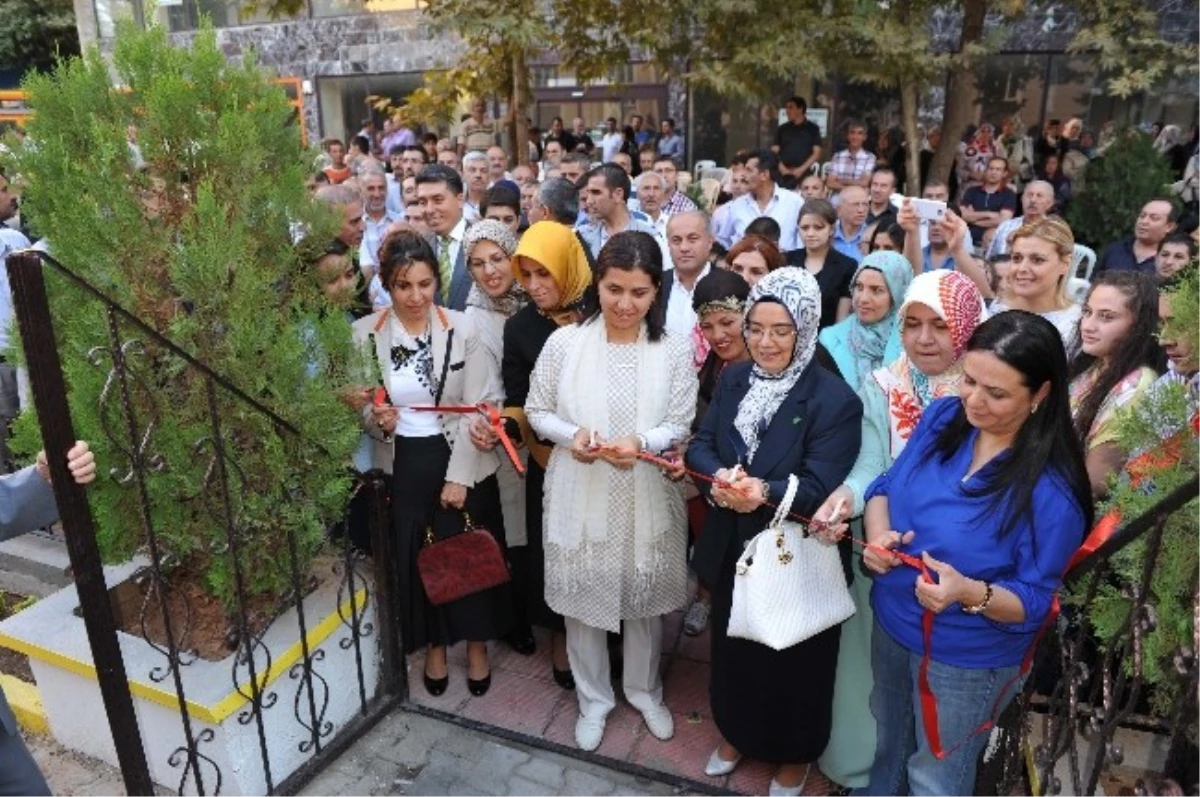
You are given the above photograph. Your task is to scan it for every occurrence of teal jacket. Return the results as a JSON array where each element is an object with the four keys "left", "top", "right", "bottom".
[{"left": 818, "top": 318, "right": 902, "bottom": 393}]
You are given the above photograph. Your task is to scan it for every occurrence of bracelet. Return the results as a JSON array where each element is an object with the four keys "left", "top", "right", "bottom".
[
  {"left": 961, "top": 582, "right": 993, "bottom": 615},
  {"left": 636, "top": 433, "right": 648, "bottom": 453}
]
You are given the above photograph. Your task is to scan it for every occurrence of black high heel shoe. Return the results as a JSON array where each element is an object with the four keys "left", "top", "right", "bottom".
[
  {"left": 552, "top": 665, "right": 575, "bottom": 690},
  {"left": 507, "top": 629, "right": 537, "bottom": 656},
  {"left": 423, "top": 667, "right": 449, "bottom": 697},
  {"left": 467, "top": 671, "right": 492, "bottom": 696}
]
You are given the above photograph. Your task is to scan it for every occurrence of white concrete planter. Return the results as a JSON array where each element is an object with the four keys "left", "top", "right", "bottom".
[{"left": 0, "top": 556, "right": 378, "bottom": 795}]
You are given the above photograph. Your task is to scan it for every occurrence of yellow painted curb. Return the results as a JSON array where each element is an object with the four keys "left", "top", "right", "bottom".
[
  {"left": 0, "top": 588, "right": 368, "bottom": 725},
  {"left": 0, "top": 673, "right": 48, "bottom": 735}
]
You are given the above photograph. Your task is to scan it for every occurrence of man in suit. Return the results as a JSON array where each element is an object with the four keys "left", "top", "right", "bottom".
[
  {"left": 415, "top": 164, "right": 473, "bottom": 311},
  {"left": 0, "top": 441, "right": 95, "bottom": 796}
]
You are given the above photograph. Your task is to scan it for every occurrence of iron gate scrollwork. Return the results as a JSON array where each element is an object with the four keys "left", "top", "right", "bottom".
[{"left": 7, "top": 249, "right": 405, "bottom": 796}]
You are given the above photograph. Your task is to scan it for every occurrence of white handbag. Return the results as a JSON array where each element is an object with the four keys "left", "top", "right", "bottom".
[{"left": 727, "top": 474, "right": 856, "bottom": 651}]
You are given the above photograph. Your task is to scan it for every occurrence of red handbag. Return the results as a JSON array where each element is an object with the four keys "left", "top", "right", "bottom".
[{"left": 417, "top": 511, "right": 511, "bottom": 606}]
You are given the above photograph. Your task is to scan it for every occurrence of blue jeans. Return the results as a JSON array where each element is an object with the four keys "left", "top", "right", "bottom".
[{"left": 858, "top": 620, "right": 1022, "bottom": 796}]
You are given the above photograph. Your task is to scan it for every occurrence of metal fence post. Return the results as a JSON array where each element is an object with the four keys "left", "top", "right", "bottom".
[
  {"left": 7, "top": 251, "right": 155, "bottom": 796},
  {"left": 366, "top": 470, "right": 403, "bottom": 698}
]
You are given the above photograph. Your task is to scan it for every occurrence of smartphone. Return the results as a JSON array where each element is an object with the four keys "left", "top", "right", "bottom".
[{"left": 891, "top": 193, "right": 947, "bottom": 223}]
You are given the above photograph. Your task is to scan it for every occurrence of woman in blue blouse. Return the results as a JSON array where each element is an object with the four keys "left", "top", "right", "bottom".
[{"left": 860, "top": 310, "right": 1092, "bottom": 796}]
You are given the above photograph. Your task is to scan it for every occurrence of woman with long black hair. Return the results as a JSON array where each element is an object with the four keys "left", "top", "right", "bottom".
[
  {"left": 861, "top": 310, "right": 1092, "bottom": 796},
  {"left": 1067, "top": 271, "right": 1161, "bottom": 498}
]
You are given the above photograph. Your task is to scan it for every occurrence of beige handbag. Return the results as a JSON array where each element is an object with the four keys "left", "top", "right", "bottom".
[{"left": 727, "top": 474, "right": 856, "bottom": 651}]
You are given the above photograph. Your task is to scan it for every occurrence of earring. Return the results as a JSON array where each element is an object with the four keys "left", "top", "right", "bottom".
[{"left": 1031, "top": 403, "right": 1039, "bottom": 414}]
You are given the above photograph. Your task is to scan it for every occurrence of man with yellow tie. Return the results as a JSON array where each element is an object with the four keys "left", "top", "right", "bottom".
[{"left": 415, "top": 164, "right": 473, "bottom": 310}]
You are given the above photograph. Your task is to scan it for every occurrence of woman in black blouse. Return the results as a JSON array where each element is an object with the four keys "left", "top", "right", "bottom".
[{"left": 798, "top": 198, "right": 856, "bottom": 329}]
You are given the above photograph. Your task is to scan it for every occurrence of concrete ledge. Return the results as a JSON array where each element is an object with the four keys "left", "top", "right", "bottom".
[
  {"left": 0, "top": 531, "right": 73, "bottom": 590},
  {"left": 0, "top": 673, "right": 48, "bottom": 735}
]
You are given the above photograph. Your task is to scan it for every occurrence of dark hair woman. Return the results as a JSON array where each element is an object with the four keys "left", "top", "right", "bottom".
[
  {"left": 526, "top": 231, "right": 698, "bottom": 751},
  {"left": 1067, "top": 271, "right": 1161, "bottom": 497},
  {"left": 351, "top": 232, "right": 513, "bottom": 698},
  {"left": 686, "top": 267, "right": 863, "bottom": 794},
  {"left": 798, "top": 198, "right": 857, "bottom": 329},
  {"left": 861, "top": 310, "right": 1091, "bottom": 795},
  {"left": 500, "top": 220, "right": 595, "bottom": 690}
]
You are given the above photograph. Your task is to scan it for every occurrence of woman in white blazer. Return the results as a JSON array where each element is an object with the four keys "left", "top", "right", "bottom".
[{"left": 351, "top": 230, "right": 511, "bottom": 698}]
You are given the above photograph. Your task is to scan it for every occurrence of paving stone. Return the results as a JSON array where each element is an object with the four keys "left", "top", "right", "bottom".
[
  {"left": 513, "top": 756, "right": 567, "bottom": 789},
  {"left": 505, "top": 774, "right": 561, "bottom": 796},
  {"left": 562, "top": 767, "right": 618, "bottom": 795}
]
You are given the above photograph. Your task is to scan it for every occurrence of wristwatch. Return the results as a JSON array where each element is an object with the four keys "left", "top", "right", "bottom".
[{"left": 961, "top": 582, "right": 994, "bottom": 615}]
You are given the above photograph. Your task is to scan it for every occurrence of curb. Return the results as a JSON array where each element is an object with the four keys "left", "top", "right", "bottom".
[{"left": 0, "top": 673, "right": 48, "bottom": 735}]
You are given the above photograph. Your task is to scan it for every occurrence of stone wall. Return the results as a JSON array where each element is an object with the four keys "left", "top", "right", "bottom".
[{"left": 166, "top": 11, "right": 460, "bottom": 144}]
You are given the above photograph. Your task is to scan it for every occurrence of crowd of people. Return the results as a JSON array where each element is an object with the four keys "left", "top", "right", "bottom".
[{"left": 299, "top": 96, "right": 1198, "bottom": 796}]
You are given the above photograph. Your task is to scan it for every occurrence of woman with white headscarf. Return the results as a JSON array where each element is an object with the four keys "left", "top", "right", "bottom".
[{"left": 686, "top": 267, "right": 863, "bottom": 795}]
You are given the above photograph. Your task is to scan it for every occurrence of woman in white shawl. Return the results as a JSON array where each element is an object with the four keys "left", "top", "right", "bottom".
[{"left": 526, "top": 231, "right": 698, "bottom": 752}]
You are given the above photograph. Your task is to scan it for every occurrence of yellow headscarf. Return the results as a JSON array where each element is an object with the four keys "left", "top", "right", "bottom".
[{"left": 513, "top": 221, "right": 593, "bottom": 325}]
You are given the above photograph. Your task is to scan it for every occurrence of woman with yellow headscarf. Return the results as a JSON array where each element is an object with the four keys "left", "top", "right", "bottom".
[{"left": 498, "top": 221, "right": 593, "bottom": 690}]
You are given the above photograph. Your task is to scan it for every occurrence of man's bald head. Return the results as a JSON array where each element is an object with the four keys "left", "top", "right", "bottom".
[{"left": 667, "top": 210, "right": 714, "bottom": 275}]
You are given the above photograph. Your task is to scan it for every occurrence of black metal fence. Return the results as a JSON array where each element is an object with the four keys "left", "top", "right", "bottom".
[
  {"left": 981, "top": 475, "right": 1199, "bottom": 796},
  {"left": 7, "top": 249, "right": 405, "bottom": 796}
]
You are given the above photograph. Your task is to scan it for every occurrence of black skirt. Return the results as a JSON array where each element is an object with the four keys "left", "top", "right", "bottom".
[
  {"left": 709, "top": 532, "right": 841, "bottom": 764},
  {"left": 392, "top": 434, "right": 514, "bottom": 654},
  {"left": 523, "top": 459, "right": 565, "bottom": 632}
]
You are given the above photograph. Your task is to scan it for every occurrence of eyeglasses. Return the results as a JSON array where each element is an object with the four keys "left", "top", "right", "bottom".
[
  {"left": 467, "top": 252, "right": 510, "bottom": 272},
  {"left": 745, "top": 324, "right": 797, "bottom": 342}
]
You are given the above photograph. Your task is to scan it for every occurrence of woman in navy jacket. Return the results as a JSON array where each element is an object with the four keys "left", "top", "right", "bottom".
[{"left": 686, "top": 267, "right": 863, "bottom": 796}]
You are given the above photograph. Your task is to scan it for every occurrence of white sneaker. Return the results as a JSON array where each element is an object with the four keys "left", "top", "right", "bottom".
[
  {"left": 704, "top": 747, "right": 741, "bottom": 776},
  {"left": 574, "top": 715, "right": 606, "bottom": 751},
  {"left": 640, "top": 705, "right": 674, "bottom": 740},
  {"left": 683, "top": 598, "right": 711, "bottom": 636}
]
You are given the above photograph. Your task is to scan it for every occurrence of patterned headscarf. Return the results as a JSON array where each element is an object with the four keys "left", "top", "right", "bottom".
[
  {"left": 734, "top": 267, "right": 821, "bottom": 463},
  {"left": 891, "top": 269, "right": 987, "bottom": 404},
  {"left": 463, "top": 219, "right": 527, "bottom": 317},
  {"left": 845, "top": 251, "right": 913, "bottom": 388},
  {"left": 513, "top": 221, "right": 593, "bottom": 326}
]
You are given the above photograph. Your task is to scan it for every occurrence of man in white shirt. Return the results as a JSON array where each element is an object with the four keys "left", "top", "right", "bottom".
[
  {"left": 359, "top": 170, "right": 399, "bottom": 284},
  {"left": 711, "top": 153, "right": 750, "bottom": 243},
  {"left": 461, "top": 151, "right": 489, "bottom": 223},
  {"left": 600, "top": 117, "right": 624, "bottom": 163},
  {"left": 636, "top": 172, "right": 671, "bottom": 240},
  {"left": 663, "top": 210, "right": 713, "bottom": 340},
  {"left": 719, "top": 149, "right": 803, "bottom": 251}
]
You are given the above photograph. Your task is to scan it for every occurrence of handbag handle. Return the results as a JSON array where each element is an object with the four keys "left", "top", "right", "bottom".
[
  {"left": 769, "top": 474, "right": 799, "bottom": 530},
  {"left": 423, "top": 508, "right": 475, "bottom": 546}
]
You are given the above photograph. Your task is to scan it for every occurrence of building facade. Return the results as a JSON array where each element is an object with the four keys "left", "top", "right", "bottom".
[{"left": 72, "top": 0, "right": 1196, "bottom": 166}]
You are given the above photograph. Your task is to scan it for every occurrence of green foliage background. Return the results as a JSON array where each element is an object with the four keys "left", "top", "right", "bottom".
[
  {"left": 3, "top": 23, "right": 360, "bottom": 608},
  {"left": 1067, "top": 131, "right": 1177, "bottom": 251},
  {"left": 1071, "top": 269, "right": 1199, "bottom": 725},
  {"left": 0, "top": 0, "right": 80, "bottom": 77}
]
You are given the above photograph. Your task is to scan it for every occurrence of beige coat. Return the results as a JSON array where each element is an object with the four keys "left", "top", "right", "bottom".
[{"left": 351, "top": 305, "right": 501, "bottom": 487}]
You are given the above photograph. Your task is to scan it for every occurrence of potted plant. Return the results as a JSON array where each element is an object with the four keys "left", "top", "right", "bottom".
[{"left": 0, "top": 20, "right": 373, "bottom": 794}]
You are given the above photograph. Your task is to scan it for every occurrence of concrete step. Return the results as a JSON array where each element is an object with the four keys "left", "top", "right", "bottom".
[{"left": 0, "top": 528, "right": 72, "bottom": 597}]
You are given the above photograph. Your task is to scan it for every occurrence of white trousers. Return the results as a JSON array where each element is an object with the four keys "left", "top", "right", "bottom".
[{"left": 564, "top": 615, "right": 664, "bottom": 720}]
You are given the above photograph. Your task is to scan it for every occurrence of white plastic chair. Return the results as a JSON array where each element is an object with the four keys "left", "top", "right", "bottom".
[
  {"left": 1073, "top": 244, "right": 1097, "bottom": 280},
  {"left": 1066, "top": 277, "right": 1091, "bottom": 304},
  {"left": 820, "top": 161, "right": 833, "bottom": 180},
  {"left": 694, "top": 160, "right": 717, "bottom": 181}
]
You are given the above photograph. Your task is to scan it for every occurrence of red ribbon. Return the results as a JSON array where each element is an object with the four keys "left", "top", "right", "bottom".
[
  {"left": 404, "top": 403, "right": 526, "bottom": 475},
  {"left": 629, "top": 449, "right": 1061, "bottom": 762}
]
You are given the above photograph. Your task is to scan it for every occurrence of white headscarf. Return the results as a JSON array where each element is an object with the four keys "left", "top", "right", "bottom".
[{"left": 734, "top": 267, "right": 821, "bottom": 463}]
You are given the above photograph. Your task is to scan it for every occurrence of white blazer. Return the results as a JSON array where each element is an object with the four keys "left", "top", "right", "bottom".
[{"left": 351, "top": 305, "right": 501, "bottom": 486}]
